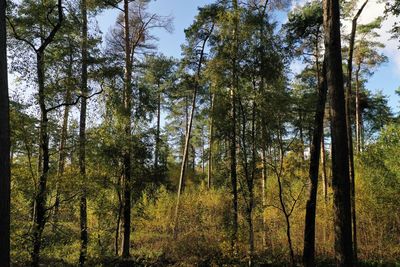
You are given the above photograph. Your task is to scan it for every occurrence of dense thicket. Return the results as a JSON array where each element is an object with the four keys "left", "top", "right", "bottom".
[{"left": 1, "top": 0, "right": 399, "bottom": 266}]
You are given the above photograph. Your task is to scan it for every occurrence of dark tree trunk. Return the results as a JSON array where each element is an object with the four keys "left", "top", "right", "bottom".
[
  {"left": 303, "top": 59, "right": 327, "bottom": 267},
  {"left": 207, "top": 93, "right": 214, "bottom": 189},
  {"left": 346, "top": 3, "right": 368, "bottom": 261},
  {"left": 154, "top": 86, "right": 161, "bottom": 176},
  {"left": 230, "top": 0, "right": 239, "bottom": 250},
  {"left": 323, "top": 0, "right": 354, "bottom": 265},
  {"left": 53, "top": 54, "right": 72, "bottom": 229},
  {"left": 79, "top": 0, "right": 88, "bottom": 264},
  {"left": 173, "top": 25, "right": 212, "bottom": 238},
  {"left": 121, "top": 0, "right": 132, "bottom": 257},
  {"left": 0, "top": 0, "right": 11, "bottom": 264},
  {"left": 31, "top": 52, "right": 50, "bottom": 267}
]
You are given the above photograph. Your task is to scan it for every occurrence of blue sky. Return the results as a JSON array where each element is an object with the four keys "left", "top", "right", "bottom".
[{"left": 96, "top": 0, "right": 399, "bottom": 113}]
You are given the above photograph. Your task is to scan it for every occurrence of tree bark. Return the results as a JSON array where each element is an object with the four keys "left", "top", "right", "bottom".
[
  {"left": 31, "top": 52, "right": 50, "bottom": 267},
  {"left": 154, "top": 85, "right": 161, "bottom": 176},
  {"left": 53, "top": 74, "right": 71, "bottom": 229},
  {"left": 323, "top": 0, "right": 354, "bottom": 265},
  {"left": 121, "top": 0, "right": 133, "bottom": 257},
  {"left": 346, "top": 3, "right": 368, "bottom": 261},
  {"left": 79, "top": 0, "right": 88, "bottom": 264},
  {"left": 207, "top": 93, "right": 214, "bottom": 189},
  {"left": 173, "top": 25, "right": 212, "bottom": 238},
  {"left": 355, "top": 64, "right": 362, "bottom": 153},
  {"left": 303, "top": 59, "right": 327, "bottom": 267},
  {"left": 230, "top": 0, "right": 239, "bottom": 250},
  {"left": 0, "top": 0, "right": 11, "bottom": 263}
]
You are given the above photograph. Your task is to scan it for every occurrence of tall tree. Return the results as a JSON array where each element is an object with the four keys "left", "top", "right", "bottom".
[
  {"left": 0, "top": 0, "right": 10, "bottom": 264},
  {"left": 344, "top": 1, "right": 368, "bottom": 262},
  {"left": 173, "top": 4, "right": 215, "bottom": 238},
  {"left": 8, "top": 0, "right": 64, "bottom": 264},
  {"left": 79, "top": 0, "right": 89, "bottom": 263},
  {"left": 323, "top": 0, "right": 353, "bottom": 265}
]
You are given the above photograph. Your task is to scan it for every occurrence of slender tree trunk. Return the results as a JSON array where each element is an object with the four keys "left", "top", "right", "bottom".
[
  {"left": 230, "top": 0, "right": 239, "bottom": 250},
  {"left": 248, "top": 99, "right": 256, "bottom": 267},
  {"left": 355, "top": 65, "right": 362, "bottom": 154},
  {"left": 321, "top": 137, "right": 328, "bottom": 250},
  {"left": 173, "top": 73, "right": 198, "bottom": 239},
  {"left": 347, "top": 3, "right": 367, "bottom": 261},
  {"left": 261, "top": 146, "right": 268, "bottom": 250},
  {"left": 79, "top": 0, "right": 88, "bottom": 263},
  {"left": 207, "top": 93, "right": 214, "bottom": 189},
  {"left": 323, "top": 0, "right": 354, "bottom": 265},
  {"left": 31, "top": 52, "right": 50, "bottom": 267},
  {"left": 173, "top": 25, "right": 212, "bottom": 238},
  {"left": 303, "top": 59, "right": 327, "bottom": 267},
  {"left": 154, "top": 86, "right": 161, "bottom": 176},
  {"left": 121, "top": 0, "right": 132, "bottom": 257},
  {"left": 276, "top": 144, "right": 295, "bottom": 267},
  {"left": 53, "top": 78, "right": 71, "bottom": 229},
  {"left": 321, "top": 139, "right": 328, "bottom": 202},
  {"left": 0, "top": 0, "right": 11, "bottom": 263},
  {"left": 115, "top": 175, "right": 123, "bottom": 256}
]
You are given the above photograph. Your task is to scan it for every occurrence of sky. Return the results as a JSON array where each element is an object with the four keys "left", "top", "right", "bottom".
[
  {"left": 9, "top": 0, "right": 400, "bottom": 114},
  {"left": 96, "top": 0, "right": 400, "bottom": 114}
]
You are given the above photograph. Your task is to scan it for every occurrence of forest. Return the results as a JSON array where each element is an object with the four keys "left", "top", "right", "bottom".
[{"left": 0, "top": 0, "right": 400, "bottom": 266}]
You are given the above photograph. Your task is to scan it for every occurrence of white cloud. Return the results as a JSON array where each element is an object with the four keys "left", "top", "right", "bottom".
[{"left": 345, "top": 1, "right": 400, "bottom": 74}]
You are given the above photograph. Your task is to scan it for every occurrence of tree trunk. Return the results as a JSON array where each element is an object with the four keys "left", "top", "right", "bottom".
[
  {"left": 261, "top": 146, "right": 268, "bottom": 250},
  {"left": 31, "top": 52, "right": 50, "bottom": 267},
  {"left": 154, "top": 86, "right": 161, "bottom": 176},
  {"left": 0, "top": 0, "right": 11, "bottom": 263},
  {"left": 121, "top": 0, "right": 133, "bottom": 257},
  {"left": 303, "top": 59, "right": 327, "bottom": 267},
  {"left": 172, "top": 24, "right": 212, "bottom": 238},
  {"left": 347, "top": 3, "right": 368, "bottom": 261},
  {"left": 323, "top": 0, "right": 354, "bottom": 265},
  {"left": 230, "top": 0, "right": 239, "bottom": 250},
  {"left": 53, "top": 76, "right": 71, "bottom": 229},
  {"left": 79, "top": 0, "right": 88, "bottom": 263},
  {"left": 355, "top": 64, "right": 362, "bottom": 153},
  {"left": 207, "top": 93, "right": 214, "bottom": 189}
]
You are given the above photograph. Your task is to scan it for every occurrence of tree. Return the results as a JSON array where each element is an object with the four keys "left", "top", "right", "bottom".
[
  {"left": 173, "top": 4, "right": 215, "bottom": 238},
  {"left": 8, "top": 0, "right": 64, "bottom": 264},
  {"left": 323, "top": 0, "right": 353, "bottom": 265},
  {"left": 344, "top": 1, "right": 368, "bottom": 261},
  {"left": 0, "top": 0, "right": 10, "bottom": 264},
  {"left": 78, "top": 0, "right": 89, "bottom": 263},
  {"left": 142, "top": 54, "right": 176, "bottom": 182},
  {"left": 106, "top": 0, "right": 172, "bottom": 256}
]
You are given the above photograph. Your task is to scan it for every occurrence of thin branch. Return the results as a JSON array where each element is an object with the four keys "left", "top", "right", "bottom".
[
  {"left": 46, "top": 87, "right": 104, "bottom": 113},
  {"left": 6, "top": 16, "right": 37, "bottom": 52}
]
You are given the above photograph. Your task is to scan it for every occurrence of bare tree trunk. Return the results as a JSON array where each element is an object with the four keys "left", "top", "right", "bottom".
[
  {"left": 323, "top": 0, "right": 354, "bottom": 265},
  {"left": 0, "top": 0, "right": 11, "bottom": 263},
  {"left": 230, "top": 0, "right": 239, "bottom": 250},
  {"left": 355, "top": 64, "right": 362, "bottom": 154},
  {"left": 346, "top": 3, "right": 368, "bottom": 261},
  {"left": 321, "top": 137, "right": 328, "bottom": 250},
  {"left": 79, "top": 0, "right": 88, "bottom": 263},
  {"left": 114, "top": 175, "right": 123, "bottom": 256},
  {"left": 53, "top": 45, "right": 73, "bottom": 229},
  {"left": 173, "top": 25, "right": 213, "bottom": 238},
  {"left": 261, "top": 146, "right": 268, "bottom": 251},
  {"left": 32, "top": 52, "right": 50, "bottom": 267},
  {"left": 276, "top": 143, "right": 295, "bottom": 267},
  {"left": 303, "top": 59, "right": 327, "bottom": 267},
  {"left": 121, "top": 0, "right": 132, "bottom": 257},
  {"left": 154, "top": 86, "right": 161, "bottom": 176},
  {"left": 321, "top": 139, "right": 328, "bottom": 202},
  {"left": 207, "top": 93, "right": 214, "bottom": 189}
]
